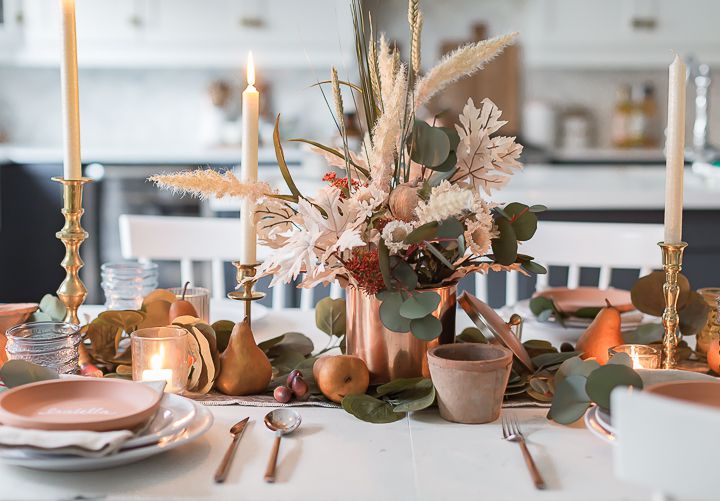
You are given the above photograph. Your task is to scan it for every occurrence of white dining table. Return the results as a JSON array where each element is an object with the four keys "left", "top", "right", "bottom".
[{"left": 0, "top": 302, "right": 652, "bottom": 501}]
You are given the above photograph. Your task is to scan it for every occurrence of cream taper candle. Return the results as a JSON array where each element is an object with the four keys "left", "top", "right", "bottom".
[
  {"left": 60, "top": 0, "right": 82, "bottom": 180},
  {"left": 664, "top": 54, "right": 686, "bottom": 244},
  {"left": 240, "top": 52, "right": 259, "bottom": 264}
]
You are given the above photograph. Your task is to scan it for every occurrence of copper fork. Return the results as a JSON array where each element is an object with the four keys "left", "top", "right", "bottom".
[{"left": 501, "top": 413, "right": 546, "bottom": 490}]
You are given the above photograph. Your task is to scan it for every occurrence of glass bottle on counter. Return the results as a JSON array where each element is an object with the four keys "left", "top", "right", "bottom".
[
  {"left": 611, "top": 85, "right": 633, "bottom": 148},
  {"left": 641, "top": 83, "right": 658, "bottom": 147}
]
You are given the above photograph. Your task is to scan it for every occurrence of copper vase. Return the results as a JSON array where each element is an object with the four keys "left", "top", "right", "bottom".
[{"left": 345, "top": 285, "right": 457, "bottom": 384}]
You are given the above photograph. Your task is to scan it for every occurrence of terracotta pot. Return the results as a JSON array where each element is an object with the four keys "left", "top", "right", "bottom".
[
  {"left": 345, "top": 285, "right": 456, "bottom": 384},
  {"left": 427, "top": 343, "right": 513, "bottom": 424}
]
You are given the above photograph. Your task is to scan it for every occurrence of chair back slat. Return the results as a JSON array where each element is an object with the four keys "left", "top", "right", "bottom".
[{"left": 119, "top": 214, "right": 286, "bottom": 303}]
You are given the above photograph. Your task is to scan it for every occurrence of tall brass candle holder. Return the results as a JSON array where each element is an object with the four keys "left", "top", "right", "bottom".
[
  {"left": 658, "top": 241, "right": 688, "bottom": 369},
  {"left": 52, "top": 177, "right": 91, "bottom": 325},
  {"left": 228, "top": 261, "right": 265, "bottom": 325}
]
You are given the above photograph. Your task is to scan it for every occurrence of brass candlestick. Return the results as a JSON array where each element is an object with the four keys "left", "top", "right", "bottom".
[
  {"left": 227, "top": 261, "right": 265, "bottom": 324},
  {"left": 52, "top": 177, "right": 91, "bottom": 325},
  {"left": 658, "top": 241, "right": 688, "bottom": 369}
]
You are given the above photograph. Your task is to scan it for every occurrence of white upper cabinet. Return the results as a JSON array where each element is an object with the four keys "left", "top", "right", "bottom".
[
  {"left": 523, "top": 0, "right": 720, "bottom": 67},
  {"left": 5, "top": 0, "right": 352, "bottom": 68},
  {"left": 0, "top": 0, "right": 23, "bottom": 50}
]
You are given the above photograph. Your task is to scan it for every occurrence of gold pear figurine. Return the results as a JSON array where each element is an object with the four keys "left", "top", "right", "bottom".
[
  {"left": 576, "top": 299, "right": 624, "bottom": 365},
  {"left": 215, "top": 319, "right": 272, "bottom": 396}
]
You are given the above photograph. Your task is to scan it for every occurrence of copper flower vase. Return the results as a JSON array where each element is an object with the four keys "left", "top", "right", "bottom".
[{"left": 345, "top": 285, "right": 457, "bottom": 384}]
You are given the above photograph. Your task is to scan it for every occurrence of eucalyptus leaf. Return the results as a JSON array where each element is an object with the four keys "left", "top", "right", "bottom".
[
  {"left": 211, "top": 320, "right": 234, "bottom": 352},
  {"left": 531, "top": 351, "right": 580, "bottom": 371},
  {"left": 440, "top": 127, "right": 461, "bottom": 151},
  {"left": 631, "top": 271, "right": 690, "bottom": 316},
  {"left": 391, "top": 379, "right": 435, "bottom": 412},
  {"left": 378, "top": 240, "right": 392, "bottom": 290},
  {"left": 399, "top": 292, "right": 441, "bottom": 320},
  {"left": 262, "top": 332, "right": 314, "bottom": 358},
  {"left": 404, "top": 221, "right": 439, "bottom": 244},
  {"left": 574, "top": 307, "right": 601, "bottom": 319},
  {"left": 379, "top": 293, "right": 412, "bottom": 333},
  {"left": 409, "top": 120, "right": 451, "bottom": 167},
  {"left": 410, "top": 315, "right": 442, "bottom": 341},
  {"left": 457, "top": 327, "right": 487, "bottom": 343},
  {"left": 548, "top": 374, "right": 591, "bottom": 425},
  {"left": 622, "top": 323, "right": 664, "bottom": 344},
  {"left": 503, "top": 202, "right": 538, "bottom": 241},
  {"left": 529, "top": 204, "right": 548, "bottom": 213},
  {"left": 607, "top": 352, "right": 633, "bottom": 367},
  {"left": 437, "top": 218, "right": 465, "bottom": 240},
  {"left": 679, "top": 291, "right": 711, "bottom": 336},
  {"left": 0, "top": 360, "right": 59, "bottom": 388},
  {"left": 521, "top": 261, "right": 548, "bottom": 275},
  {"left": 490, "top": 218, "right": 518, "bottom": 265},
  {"left": 315, "top": 297, "right": 347, "bottom": 337},
  {"left": 426, "top": 151, "right": 457, "bottom": 172},
  {"left": 341, "top": 394, "right": 405, "bottom": 423},
  {"left": 376, "top": 377, "right": 426, "bottom": 397},
  {"left": 392, "top": 260, "right": 419, "bottom": 290},
  {"left": 585, "top": 364, "right": 643, "bottom": 410},
  {"left": 554, "top": 356, "right": 599, "bottom": 388},
  {"left": 529, "top": 297, "right": 554, "bottom": 316}
]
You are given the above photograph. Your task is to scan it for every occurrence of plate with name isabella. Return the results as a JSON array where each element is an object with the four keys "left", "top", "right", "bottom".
[{"left": 0, "top": 379, "right": 163, "bottom": 432}]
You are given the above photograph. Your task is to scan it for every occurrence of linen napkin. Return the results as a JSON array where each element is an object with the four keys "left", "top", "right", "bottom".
[
  {"left": 0, "top": 379, "right": 167, "bottom": 458},
  {"left": 0, "top": 426, "right": 134, "bottom": 458}
]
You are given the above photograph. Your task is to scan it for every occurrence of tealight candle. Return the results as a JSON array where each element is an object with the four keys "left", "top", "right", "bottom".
[
  {"left": 141, "top": 352, "right": 174, "bottom": 388},
  {"left": 131, "top": 327, "right": 190, "bottom": 393},
  {"left": 608, "top": 344, "right": 661, "bottom": 369}
]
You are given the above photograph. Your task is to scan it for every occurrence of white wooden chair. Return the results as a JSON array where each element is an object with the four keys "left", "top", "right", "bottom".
[
  {"left": 118, "top": 214, "right": 342, "bottom": 310},
  {"left": 475, "top": 221, "right": 665, "bottom": 307}
]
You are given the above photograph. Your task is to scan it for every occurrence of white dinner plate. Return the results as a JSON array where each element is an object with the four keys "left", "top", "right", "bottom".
[
  {"left": 0, "top": 402, "right": 212, "bottom": 471},
  {"left": 122, "top": 393, "right": 196, "bottom": 450},
  {"left": 514, "top": 299, "right": 644, "bottom": 332},
  {"left": 584, "top": 406, "right": 614, "bottom": 444}
]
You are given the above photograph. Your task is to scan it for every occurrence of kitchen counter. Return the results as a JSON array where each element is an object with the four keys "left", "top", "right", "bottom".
[
  {"left": 0, "top": 145, "right": 304, "bottom": 166},
  {"left": 490, "top": 164, "right": 720, "bottom": 210}
]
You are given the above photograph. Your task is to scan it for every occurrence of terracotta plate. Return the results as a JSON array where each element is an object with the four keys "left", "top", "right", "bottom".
[
  {"left": 0, "top": 379, "right": 163, "bottom": 431},
  {"left": 532, "top": 287, "right": 634, "bottom": 313},
  {"left": 458, "top": 292, "right": 534, "bottom": 371},
  {"left": 646, "top": 380, "right": 720, "bottom": 409}
]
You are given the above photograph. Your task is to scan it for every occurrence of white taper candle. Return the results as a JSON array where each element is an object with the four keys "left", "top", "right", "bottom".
[
  {"left": 664, "top": 54, "right": 686, "bottom": 244},
  {"left": 240, "top": 52, "right": 259, "bottom": 264},
  {"left": 60, "top": 0, "right": 82, "bottom": 180}
]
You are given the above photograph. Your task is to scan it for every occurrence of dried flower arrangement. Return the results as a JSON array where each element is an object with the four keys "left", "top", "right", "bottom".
[{"left": 152, "top": 0, "right": 547, "bottom": 341}]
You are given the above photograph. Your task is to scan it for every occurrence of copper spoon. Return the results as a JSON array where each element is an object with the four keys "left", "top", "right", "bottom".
[
  {"left": 214, "top": 417, "right": 249, "bottom": 483},
  {"left": 263, "top": 409, "right": 301, "bottom": 483}
]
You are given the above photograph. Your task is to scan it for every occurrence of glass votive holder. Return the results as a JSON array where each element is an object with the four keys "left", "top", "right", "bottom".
[
  {"left": 101, "top": 261, "right": 159, "bottom": 311},
  {"left": 5, "top": 322, "right": 81, "bottom": 374},
  {"left": 131, "top": 327, "right": 190, "bottom": 393},
  {"left": 608, "top": 344, "right": 661, "bottom": 369},
  {"left": 168, "top": 286, "right": 210, "bottom": 323}
]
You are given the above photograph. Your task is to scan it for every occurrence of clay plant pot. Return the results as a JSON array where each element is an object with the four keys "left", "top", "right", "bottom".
[{"left": 427, "top": 343, "right": 513, "bottom": 424}]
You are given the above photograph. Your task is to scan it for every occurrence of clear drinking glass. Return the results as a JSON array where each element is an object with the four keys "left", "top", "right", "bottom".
[
  {"left": 5, "top": 322, "right": 82, "bottom": 374},
  {"left": 168, "top": 286, "right": 210, "bottom": 322},
  {"left": 131, "top": 327, "right": 190, "bottom": 394},
  {"left": 101, "top": 261, "right": 159, "bottom": 310}
]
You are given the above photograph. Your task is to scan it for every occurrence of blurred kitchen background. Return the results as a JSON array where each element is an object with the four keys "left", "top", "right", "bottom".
[{"left": 1, "top": 0, "right": 719, "bottom": 305}]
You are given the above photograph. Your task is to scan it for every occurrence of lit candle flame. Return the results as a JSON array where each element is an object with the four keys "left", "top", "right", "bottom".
[
  {"left": 150, "top": 353, "right": 163, "bottom": 370},
  {"left": 246, "top": 51, "right": 255, "bottom": 87}
]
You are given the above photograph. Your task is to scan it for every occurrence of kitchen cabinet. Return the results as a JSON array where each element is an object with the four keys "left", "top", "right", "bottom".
[
  {"left": 523, "top": 0, "right": 720, "bottom": 67},
  {"left": 0, "top": 0, "right": 22, "bottom": 51},
  {"left": 4, "top": 0, "right": 352, "bottom": 68}
]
